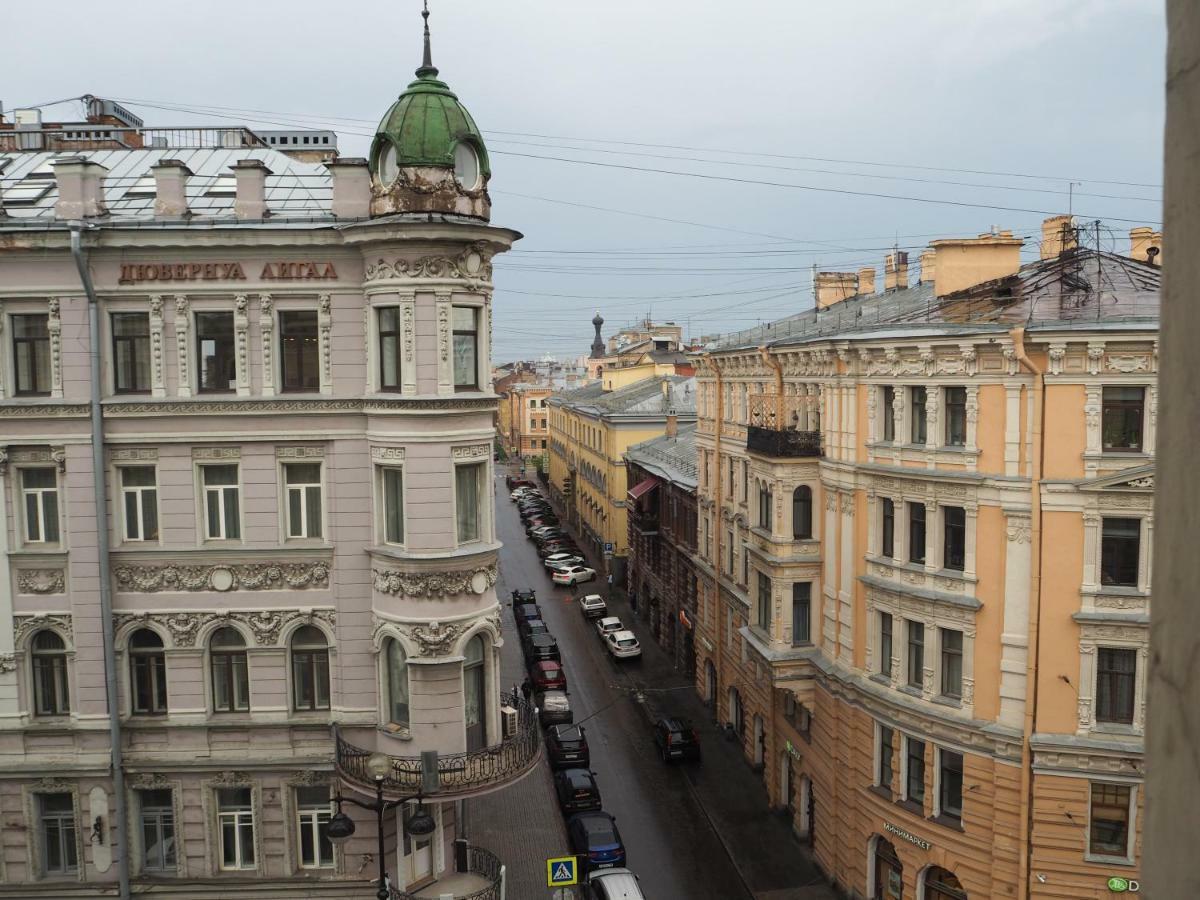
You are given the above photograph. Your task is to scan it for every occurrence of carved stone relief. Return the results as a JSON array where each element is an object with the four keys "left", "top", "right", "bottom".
[
  {"left": 115, "top": 607, "right": 335, "bottom": 648},
  {"left": 16, "top": 569, "right": 65, "bottom": 595},
  {"left": 14, "top": 614, "right": 72, "bottom": 646},
  {"left": 113, "top": 561, "right": 331, "bottom": 593},
  {"left": 372, "top": 565, "right": 498, "bottom": 598}
]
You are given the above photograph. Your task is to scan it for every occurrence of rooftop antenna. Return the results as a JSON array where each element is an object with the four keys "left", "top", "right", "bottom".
[
  {"left": 1068, "top": 181, "right": 1082, "bottom": 219},
  {"left": 417, "top": 0, "right": 437, "bottom": 77}
]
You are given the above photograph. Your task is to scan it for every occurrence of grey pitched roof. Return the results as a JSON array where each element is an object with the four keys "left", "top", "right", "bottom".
[
  {"left": 551, "top": 375, "right": 696, "bottom": 419},
  {"left": 0, "top": 147, "right": 332, "bottom": 221},
  {"left": 710, "top": 250, "right": 1160, "bottom": 351},
  {"left": 625, "top": 424, "right": 698, "bottom": 490}
]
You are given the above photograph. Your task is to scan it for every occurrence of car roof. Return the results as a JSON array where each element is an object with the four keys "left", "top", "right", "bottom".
[
  {"left": 552, "top": 724, "right": 583, "bottom": 741},
  {"left": 534, "top": 660, "right": 562, "bottom": 671},
  {"left": 571, "top": 811, "right": 616, "bottom": 832},
  {"left": 540, "top": 689, "right": 569, "bottom": 704},
  {"left": 659, "top": 716, "right": 694, "bottom": 730},
  {"left": 588, "top": 869, "right": 643, "bottom": 898},
  {"left": 612, "top": 630, "right": 638, "bottom": 640},
  {"left": 582, "top": 593, "right": 603, "bottom": 601},
  {"left": 598, "top": 616, "right": 622, "bottom": 626},
  {"left": 529, "top": 634, "right": 557, "bottom": 645},
  {"left": 560, "top": 768, "right": 594, "bottom": 784}
]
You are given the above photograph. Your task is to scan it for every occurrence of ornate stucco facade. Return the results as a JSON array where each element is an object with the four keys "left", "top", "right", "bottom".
[
  {"left": 0, "top": 20, "right": 535, "bottom": 900},
  {"left": 692, "top": 221, "right": 1159, "bottom": 900}
]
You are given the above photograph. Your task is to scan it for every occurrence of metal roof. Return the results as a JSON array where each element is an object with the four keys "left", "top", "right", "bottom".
[
  {"left": 0, "top": 147, "right": 332, "bottom": 221},
  {"left": 551, "top": 375, "right": 697, "bottom": 418},
  {"left": 625, "top": 424, "right": 699, "bottom": 489}
]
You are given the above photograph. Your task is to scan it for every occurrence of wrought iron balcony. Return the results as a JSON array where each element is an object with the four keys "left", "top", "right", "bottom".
[
  {"left": 630, "top": 510, "right": 660, "bottom": 536},
  {"left": 746, "top": 393, "right": 822, "bottom": 458},
  {"left": 392, "top": 845, "right": 503, "bottom": 900},
  {"left": 746, "top": 426, "right": 822, "bottom": 458},
  {"left": 334, "top": 695, "right": 541, "bottom": 801}
]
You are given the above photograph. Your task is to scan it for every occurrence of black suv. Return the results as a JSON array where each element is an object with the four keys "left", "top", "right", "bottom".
[
  {"left": 547, "top": 725, "right": 590, "bottom": 769},
  {"left": 524, "top": 632, "right": 561, "bottom": 663},
  {"left": 553, "top": 768, "right": 602, "bottom": 815},
  {"left": 653, "top": 717, "right": 701, "bottom": 762},
  {"left": 514, "top": 603, "right": 543, "bottom": 626},
  {"left": 511, "top": 589, "right": 536, "bottom": 608}
]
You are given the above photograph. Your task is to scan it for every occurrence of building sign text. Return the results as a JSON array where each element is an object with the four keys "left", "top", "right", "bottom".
[
  {"left": 883, "top": 821, "right": 932, "bottom": 850},
  {"left": 119, "top": 261, "right": 338, "bottom": 284}
]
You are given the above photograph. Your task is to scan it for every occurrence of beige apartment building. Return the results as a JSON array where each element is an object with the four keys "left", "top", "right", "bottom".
[
  {"left": 692, "top": 218, "right": 1159, "bottom": 900},
  {"left": 0, "top": 21, "right": 536, "bottom": 900},
  {"left": 504, "top": 382, "right": 551, "bottom": 461}
]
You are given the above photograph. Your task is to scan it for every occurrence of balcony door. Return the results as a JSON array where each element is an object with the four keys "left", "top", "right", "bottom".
[
  {"left": 401, "top": 803, "right": 435, "bottom": 887},
  {"left": 464, "top": 636, "right": 486, "bottom": 751}
]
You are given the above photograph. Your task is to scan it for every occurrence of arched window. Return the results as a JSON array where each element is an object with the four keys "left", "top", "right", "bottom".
[
  {"left": 924, "top": 867, "right": 966, "bottom": 900},
  {"left": 129, "top": 629, "right": 167, "bottom": 715},
  {"left": 464, "top": 636, "right": 486, "bottom": 751},
  {"left": 385, "top": 638, "right": 409, "bottom": 728},
  {"left": 792, "top": 486, "right": 813, "bottom": 540},
  {"left": 31, "top": 630, "right": 69, "bottom": 716},
  {"left": 758, "top": 482, "right": 772, "bottom": 530},
  {"left": 872, "top": 837, "right": 903, "bottom": 900},
  {"left": 290, "top": 626, "right": 330, "bottom": 712},
  {"left": 210, "top": 627, "right": 249, "bottom": 713}
]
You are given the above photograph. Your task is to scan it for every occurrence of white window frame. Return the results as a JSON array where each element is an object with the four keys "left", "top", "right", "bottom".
[
  {"left": 36, "top": 790, "right": 80, "bottom": 877},
  {"left": 199, "top": 463, "right": 242, "bottom": 542},
  {"left": 873, "top": 721, "right": 894, "bottom": 789},
  {"left": 295, "top": 789, "right": 334, "bottom": 869},
  {"left": 938, "top": 627, "right": 964, "bottom": 701},
  {"left": 377, "top": 465, "right": 406, "bottom": 547},
  {"left": 118, "top": 465, "right": 159, "bottom": 543},
  {"left": 900, "top": 733, "right": 926, "bottom": 807},
  {"left": 932, "top": 745, "right": 964, "bottom": 822},
  {"left": 19, "top": 465, "right": 61, "bottom": 546},
  {"left": 1085, "top": 780, "right": 1138, "bottom": 865},
  {"left": 216, "top": 788, "right": 257, "bottom": 871},
  {"left": 1077, "top": 630, "right": 1147, "bottom": 737},
  {"left": 137, "top": 788, "right": 178, "bottom": 874},
  {"left": 453, "top": 457, "right": 490, "bottom": 547},
  {"left": 282, "top": 461, "right": 324, "bottom": 540}
]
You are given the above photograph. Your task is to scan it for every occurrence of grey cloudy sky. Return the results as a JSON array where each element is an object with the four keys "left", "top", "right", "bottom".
[{"left": 6, "top": 0, "right": 1165, "bottom": 362}]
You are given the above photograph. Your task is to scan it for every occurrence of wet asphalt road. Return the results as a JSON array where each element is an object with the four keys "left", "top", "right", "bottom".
[{"left": 495, "top": 476, "right": 750, "bottom": 900}]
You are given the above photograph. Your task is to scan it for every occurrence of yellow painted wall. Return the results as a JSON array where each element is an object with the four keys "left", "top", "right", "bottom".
[
  {"left": 977, "top": 383, "right": 1007, "bottom": 473},
  {"left": 973, "top": 503, "right": 1007, "bottom": 723},
  {"left": 1043, "top": 383, "right": 1087, "bottom": 479},
  {"left": 602, "top": 361, "right": 676, "bottom": 391},
  {"left": 1036, "top": 509, "right": 1085, "bottom": 733}
]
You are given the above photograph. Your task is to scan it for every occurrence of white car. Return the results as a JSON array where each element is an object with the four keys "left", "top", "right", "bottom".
[
  {"left": 578, "top": 593, "right": 608, "bottom": 618},
  {"left": 544, "top": 552, "right": 584, "bottom": 570},
  {"left": 595, "top": 616, "right": 623, "bottom": 640},
  {"left": 511, "top": 488, "right": 540, "bottom": 500},
  {"left": 605, "top": 630, "right": 642, "bottom": 659},
  {"left": 552, "top": 565, "right": 596, "bottom": 586}
]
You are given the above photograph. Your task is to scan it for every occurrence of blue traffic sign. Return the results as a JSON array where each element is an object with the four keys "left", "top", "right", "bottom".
[{"left": 546, "top": 856, "right": 578, "bottom": 886}]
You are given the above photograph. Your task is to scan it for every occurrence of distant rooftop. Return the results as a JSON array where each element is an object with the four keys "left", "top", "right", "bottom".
[
  {"left": 625, "top": 424, "right": 698, "bottom": 489},
  {"left": 551, "top": 375, "right": 697, "bottom": 418}
]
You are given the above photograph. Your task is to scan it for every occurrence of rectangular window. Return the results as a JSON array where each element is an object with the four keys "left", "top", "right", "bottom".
[
  {"left": 196, "top": 311, "right": 236, "bottom": 393},
  {"left": 757, "top": 573, "right": 771, "bottom": 632},
  {"left": 217, "top": 788, "right": 256, "bottom": 870},
  {"left": 39, "top": 793, "right": 78, "bottom": 876},
  {"left": 907, "top": 620, "right": 924, "bottom": 688},
  {"left": 452, "top": 306, "right": 479, "bottom": 389},
  {"left": 1096, "top": 647, "right": 1137, "bottom": 725},
  {"left": 280, "top": 309, "right": 319, "bottom": 392},
  {"left": 296, "top": 786, "right": 334, "bottom": 869},
  {"left": 910, "top": 386, "right": 927, "bottom": 444},
  {"left": 21, "top": 467, "right": 60, "bottom": 544},
  {"left": 13, "top": 313, "right": 52, "bottom": 396},
  {"left": 938, "top": 748, "right": 964, "bottom": 821},
  {"left": 382, "top": 468, "right": 404, "bottom": 544},
  {"left": 456, "top": 462, "right": 485, "bottom": 543},
  {"left": 944, "top": 386, "right": 967, "bottom": 446},
  {"left": 943, "top": 506, "right": 966, "bottom": 571},
  {"left": 908, "top": 502, "right": 926, "bottom": 564},
  {"left": 791, "top": 583, "right": 811, "bottom": 645},
  {"left": 879, "top": 612, "right": 893, "bottom": 679},
  {"left": 121, "top": 466, "right": 158, "bottom": 542},
  {"left": 284, "top": 463, "right": 323, "bottom": 539},
  {"left": 905, "top": 737, "right": 926, "bottom": 805},
  {"left": 882, "top": 386, "right": 895, "bottom": 441},
  {"left": 1100, "top": 517, "right": 1140, "bottom": 587},
  {"left": 877, "top": 725, "right": 894, "bottom": 792},
  {"left": 758, "top": 484, "right": 771, "bottom": 530},
  {"left": 139, "top": 789, "right": 176, "bottom": 872},
  {"left": 881, "top": 498, "right": 895, "bottom": 558},
  {"left": 378, "top": 306, "right": 402, "bottom": 391},
  {"left": 112, "top": 311, "right": 151, "bottom": 393},
  {"left": 940, "top": 629, "right": 963, "bottom": 699},
  {"left": 1089, "top": 782, "right": 1132, "bottom": 858},
  {"left": 1102, "top": 386, "right": 1144, "bottom": 452},
  {"left": 202, "top": 465, "right": 241, "bottom": 540},
  {"left": 726, "top": 530, "right": 734, "bottom": 576}
]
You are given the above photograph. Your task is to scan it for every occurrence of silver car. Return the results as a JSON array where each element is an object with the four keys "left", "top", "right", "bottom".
[
  {"left": 587, "top": 867, "right": 645, "bottom": 900},
  {"left": 578, "top": 593, "right": 608, "bottom": 618},
  {"left": 605, "top": 630, "right": 642, "bottom": 659}
]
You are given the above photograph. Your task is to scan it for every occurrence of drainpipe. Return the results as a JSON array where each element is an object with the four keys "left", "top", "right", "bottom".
[
  {"left": 704, "top": 354, "right": 727, "bottom": 724},
  {"left": 758, "top": 345, "right": 784, "bottom": 427},
  {"left": 70, "top": 223, "right": 131, "bottom": 900},
  {"left": 1009, "top": 326, "right": 1043, "bottom": 900}
]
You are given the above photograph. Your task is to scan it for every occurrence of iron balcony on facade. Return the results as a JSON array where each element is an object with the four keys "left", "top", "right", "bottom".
[
  {"left": 391, "top": 845, "right": 504, "bottom": 900},
  {"left": 746, "top": 393, "right": 822, "bottom": 459},
  {"left": 333, "top": 696, "right": 541, "bottom": 801},
  {"left": 630, "top": 508, "right": 660, "bottom": 536}
]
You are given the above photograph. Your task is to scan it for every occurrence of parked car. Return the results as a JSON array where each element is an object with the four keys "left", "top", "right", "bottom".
[
  {"left": 585, "top": 868, "right": 645, "bottom": 900},
  {"left": 547, "top": 558, "right": 586, "bottom": 575},
  {"left": 653, "top": 717, "right": 701, "bottom": 762},
  {"left": 519, "top": 503, "right": 552, "bottom": 517},
  {"left": 530, "top": 527, "right": 566, "bottom": 542},
  {"left": 604, "top": 630, "right": 642, "bottom": 659},
  {"left": 511, "top": 588, "right": 536, "bottom": 606},
  {"left": 553, "top": 768, "right": 602, "bottom": 815},
  {"left": 553, "top": 565, "right": 596, "bottom": 586},
  {"left": 595, "top": 616, "right": 623, "bottom": 640},
  {"left": 511, "top": 487, "right": 539, "bottom": 500},
  {"left": 506, "top": 476, "right": 536, "bottom": 491},
  {"left": 539, "top": 541, "right": 580, "bottom": 559},
  {"left": 544, "top": 552, "right": 585, "bottom": 569},
  {"left": 524, "top": 632, "right": 561, "bottom": 663},
  {"left": 518, "top": 617, "right": 549, "bottom": 642},
  {"left": 537, "top": 689, "right": 573, "bottom": 726},
  {"left": 567, "top": 811, "right": 626, "bottom": 872},
  {"left": 529, "top": 660, "right": 567, "bottom": 692},
  {"left": 514, "top": 603, "right": 543, "bottom": 626},
  {"left": 578, "top": 594, "right": 608, "bottom": 618},
  {"left": 547, "top": 724, "right": 590, "bottom": 769},
  {"left": 525, "top": 519, "right": 560, "bottom": 535}
]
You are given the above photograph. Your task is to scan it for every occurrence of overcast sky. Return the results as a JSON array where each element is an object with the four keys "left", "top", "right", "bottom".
[{"left": 6, "top": 0, "right": 1165, "bottom": 362}]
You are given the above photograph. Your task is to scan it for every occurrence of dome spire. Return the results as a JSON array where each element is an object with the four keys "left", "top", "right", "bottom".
[{"left": 417, "top": 0, "right": 438, "bottom": 78}]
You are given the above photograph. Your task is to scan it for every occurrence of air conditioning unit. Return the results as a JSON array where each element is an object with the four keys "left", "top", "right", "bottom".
[{"left": 500, "top": 705, "right": 518, "bottom": 738}]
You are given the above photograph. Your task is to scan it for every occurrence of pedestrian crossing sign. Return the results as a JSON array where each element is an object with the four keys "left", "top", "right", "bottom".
[{"left": 547, "top": 855, "right": 578, "bottom": 886}]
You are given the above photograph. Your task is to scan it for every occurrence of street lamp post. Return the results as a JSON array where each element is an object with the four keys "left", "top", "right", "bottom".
[{"left": 326, "top": 752, "right": 436, "bottom": 900}]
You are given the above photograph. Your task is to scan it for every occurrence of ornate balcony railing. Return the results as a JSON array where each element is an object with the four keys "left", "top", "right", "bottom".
[
  {"left": 746, "top": 426, "right": 822, "bottom": 458},
  {"left": 334, "top": 694, "right": 541, "bottom": 800},
  {"left": 392, "top": 845, "right": 504, "bottom": 900},
  {"left": 746, "top": 393, "right": 822, "bottom": 458}
]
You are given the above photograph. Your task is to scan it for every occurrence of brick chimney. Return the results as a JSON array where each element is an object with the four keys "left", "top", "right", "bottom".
[
  {"left": 665, "top": 412, "right": 678, "bottom": 438},
  {"left": 151, "top": 158, "right": 193, "bottom": 219},
  {"left": 325, "top": 158, "right": 370, "bottom": 219},
  {"left": 53, "top": 157, "right": 109, "bottom": 219},
  {"left": 919, "top": 249, "right": 936, "bottom": 284},
  {"left": 1039, "top": 214, "right": 1077, "bottom": 259},
  {"left": 231, "top": 159, "right": 272, "bottom": 220},
  {"left": 930, "top": 231, "right": 1023, "bottom": 297},
  {"left": 815, "top": 271, "right": 858, "bottom": 309},
  {"left": 857, "top": 267, "right": 876, "bottom": 296},
  {"left": 883, "top": 251, "right": 909, "bottom": 291},
  {"left": 1129, "top": 227, "right": 1163, "bottom": 266}
]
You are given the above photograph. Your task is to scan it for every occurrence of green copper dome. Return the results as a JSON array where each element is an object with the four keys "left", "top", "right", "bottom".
[{"left": 370, "top": 69, "right": 491, "bottom": 178}]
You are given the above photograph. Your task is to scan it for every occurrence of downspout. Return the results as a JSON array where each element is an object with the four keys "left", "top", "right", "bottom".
[
  {"left": 704, "top": 354, "right": 727, "bottom": 722},
  {"left": 1009, "top": 326, "right": 1043, "bottom": 900},
  {"left": 758, "top": 345, "right": 783, "bottom": 427},
  {"left": 70, "top": 224, "right": 131, "bottom": 900}
]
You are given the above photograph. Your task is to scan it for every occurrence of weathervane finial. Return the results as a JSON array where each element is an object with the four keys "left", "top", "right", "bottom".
[{"left": 418, "top": 0, "right": 437, "bottom": 77}]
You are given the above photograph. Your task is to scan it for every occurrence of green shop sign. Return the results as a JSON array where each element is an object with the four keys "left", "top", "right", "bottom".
[{"left": 1107, "top": 876, "right": 1141, "bottom": 893}]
